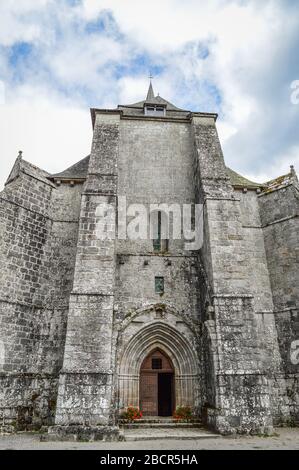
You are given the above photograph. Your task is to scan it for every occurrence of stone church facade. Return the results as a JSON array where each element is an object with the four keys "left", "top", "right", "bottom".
[{"left": 0, "top": 83, "right": 298, "bottom": 437}]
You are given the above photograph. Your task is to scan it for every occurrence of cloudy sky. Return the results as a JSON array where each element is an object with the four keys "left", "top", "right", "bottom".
[{"left": 0, "top": 0, "right": 299, "bottom": 190}]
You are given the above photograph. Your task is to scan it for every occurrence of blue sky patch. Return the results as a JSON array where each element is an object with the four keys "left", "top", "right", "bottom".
[
  {"left": 0, "top": 0, "right": 298, "bottom": 189},
  {"left": 9, "top": 42, "right": 34, "bottom": 67}
]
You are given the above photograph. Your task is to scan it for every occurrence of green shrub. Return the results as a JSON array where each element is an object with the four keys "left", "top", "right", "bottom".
[
  {"left": 173, "top": 406, "right": 193, "bottom": 421},
  {"left": 121, "top": 406, "right": 143, "bottom": 422}
]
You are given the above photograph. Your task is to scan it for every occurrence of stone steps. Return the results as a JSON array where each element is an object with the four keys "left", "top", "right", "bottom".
[
  {"left": 122, "top": 428, "right": 221, "bottom": 442},
  {"left": 121, "top": 422, "right": 203, "bottom": 429},
  {"left": 119, "top": 418, "right": 202, "bottom": 425},
  {"left": 119, "top": 417, "right": 220, "bottom": 441}
]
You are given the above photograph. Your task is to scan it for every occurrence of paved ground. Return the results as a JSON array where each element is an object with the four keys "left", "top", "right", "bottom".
[{"left": 0, "top": 428, "right": 298, "bottom": 450}]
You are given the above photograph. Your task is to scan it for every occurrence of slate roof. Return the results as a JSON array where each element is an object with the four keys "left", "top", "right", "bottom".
[
  {"left": 47, "top": 84, "right": 297, "bottom": 191},
  {"left": 226, "top": 167, "right": 263, "bottom": 189},
  {"left": 21, "top": 159, "right": 53, "bottom": 184},
  {"left": 48, "top": 155, "right": 263, "bottom": 190},
  {"left": 49, "top": 155, "right": 90, "bottom": 180},
  {"left": 47, "top": 152, "right": 298, "bottom": 196},
  {"left": 5, "top": 153, "right": 55, "bottom": 188},
  {"left": 262, "top": 169, "right": 296, "bottom": 193},
  {"left": 119, "top": 81, "right": 189, "bottom": 115},
  {"left": 146, "top": 81, "right": 155, "bottom": 102},
  {"left": 227, "top": 167, "right": 298, "bottom": 192},
  {"left": 91, "top": 82, "right": 217, "bottom": 124},
  {"left": 123, "top": 94, "right": 186, "bottom": 112}
]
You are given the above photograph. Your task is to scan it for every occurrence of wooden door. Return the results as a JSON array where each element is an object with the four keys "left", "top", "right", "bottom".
[
  {"left": 139, "top": 349, "right": 175, "bottom": 416},
  {"left": 140, "top": 372, "right": 157, "bottom": 415}
]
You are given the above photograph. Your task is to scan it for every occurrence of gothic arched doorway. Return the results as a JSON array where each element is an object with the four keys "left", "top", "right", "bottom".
[
  {"left": 117, "top": 320, "right": 201, "bottom": 417},
  {"left": 140, "top": 348, "right": 175, "bottom": 416}
]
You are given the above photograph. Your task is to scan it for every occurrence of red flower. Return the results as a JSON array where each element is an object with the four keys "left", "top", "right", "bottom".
[{"left": 123, "top": 406, "right": 143, "bottom": 421}]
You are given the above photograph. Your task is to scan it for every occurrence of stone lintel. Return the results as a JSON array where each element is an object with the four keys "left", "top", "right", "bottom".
[
  {"left": 121, "top": 115, "right": 190, "bottom": 124},
  {"left": 70, "top": 292, "right": 114, "bottom": 297},
  {"left": 0, "top": 372, "right": 58, "bottom": 379},
  {"left": 59, "top": 371, "right": 113, "bottom": 376},
  {"left": 0, "top": 297, "right": 69, "bottom": 310},
  {"left": 82, "top": 191, "right": 117, "bottom": 197},
  {"left": 262, "top": 214, "right": 298, "bottom": 228},
  {"left": 204, "top": 196, "right": 241, "bottom": 203},
  {"left": 216, "top": 371, "right": 264, "bottom": 376},
  {"left": 212, "top": 294, "right": 254, "bottom": 299}
]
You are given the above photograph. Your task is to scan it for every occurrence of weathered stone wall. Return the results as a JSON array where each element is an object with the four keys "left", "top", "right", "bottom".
[
  {"left": 54, "top": 116, "right": 204, "bottom": 428},
  {"left": 0, "top": 162, "right": 82, "bottom": 430},
  {"left": 237, "top": 190, "right": 282, "bottom": 383},
  {"left": 55, "top": 113, "right": 120, "bottom": 427},
  {"left": 115, "top": 118, "right": 200, "bottom": 313},
  {"left": 117, "top": 120, "right": 195, "bottom": 253},
  {"left": 259, "top": 183, "right": 299, "bottom": 423},
  {"left": 113, "top": 118, "right": 202, "bottom": 415},
  {"left": 191, "top": 116, "right": 277, "bottom": 434},
  {"left": 1, "top": 107, "right": 297, "bottom": 437},
  {"left": 114, "top": 256, "right": 200, "bottom": 323},
  {"left": 238, "top": 190, "right": 274, "bottom": 312},
  {"left": 259, "top": 184, "right": 298, "bottom": 312}
]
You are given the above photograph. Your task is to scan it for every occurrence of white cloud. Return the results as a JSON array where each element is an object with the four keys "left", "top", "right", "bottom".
[
  {"left": 0, "top": 81, "right": 5, "bottom": 105},
  {"left": 245, "top": 146, "right": 299, "bottom": 184},
  {"left": 118, "top": 76, "right": 149, "bottom": 104},
  {"left": 80, "top": 0, "right": 279, "bottom": 56},
  {"left": 0, "top": 0, "right": 298, "bottom": 189},
  {"left": 48, "top": 35, "right": 123, "bottom": 86},
  {"left": 0, "top": 0, "right": 51, "bottom": 46},
  {"left": 0, "top": 86, "right": 92, "bottom": 190},
  {"left": 217, "top": 121, "right": 238, "bottom": 144}
]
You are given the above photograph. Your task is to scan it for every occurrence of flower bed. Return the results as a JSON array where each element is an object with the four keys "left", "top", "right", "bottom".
[
  {"left": 173, "top": 406, "right": 193, "bottom": 421},
  {"left": 121, "top": 406, "right": 143, "bottom": 422}
]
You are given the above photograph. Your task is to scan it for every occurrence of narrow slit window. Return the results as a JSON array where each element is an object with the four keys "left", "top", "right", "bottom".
[
  {"left": 155, "top": 276, "right": 164, "bottom": 294},
  {"left": 152, "top": 211, "right": 169, "bottom": 253},
  {"left": 153, "top": 211, "right": 162, "bottom": 252}
]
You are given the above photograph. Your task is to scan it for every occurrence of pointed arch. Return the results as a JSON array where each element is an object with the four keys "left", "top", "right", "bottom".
[{"left": 117, "top": 321, "right": 201, "bottom": 414}]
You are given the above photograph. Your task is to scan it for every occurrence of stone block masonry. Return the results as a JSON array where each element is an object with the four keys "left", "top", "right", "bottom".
[
  {"left": 259, "top": 183, "right": 299, "bottom": 423},
  {"left": 0, "top": 85, "right": 298, "bottom": 439},
  {"left": 0, "top": 158, "right": 82, "bottom": 431},
  {"left": 54, "top": 113, "right": 120, "bottom": 429}
]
